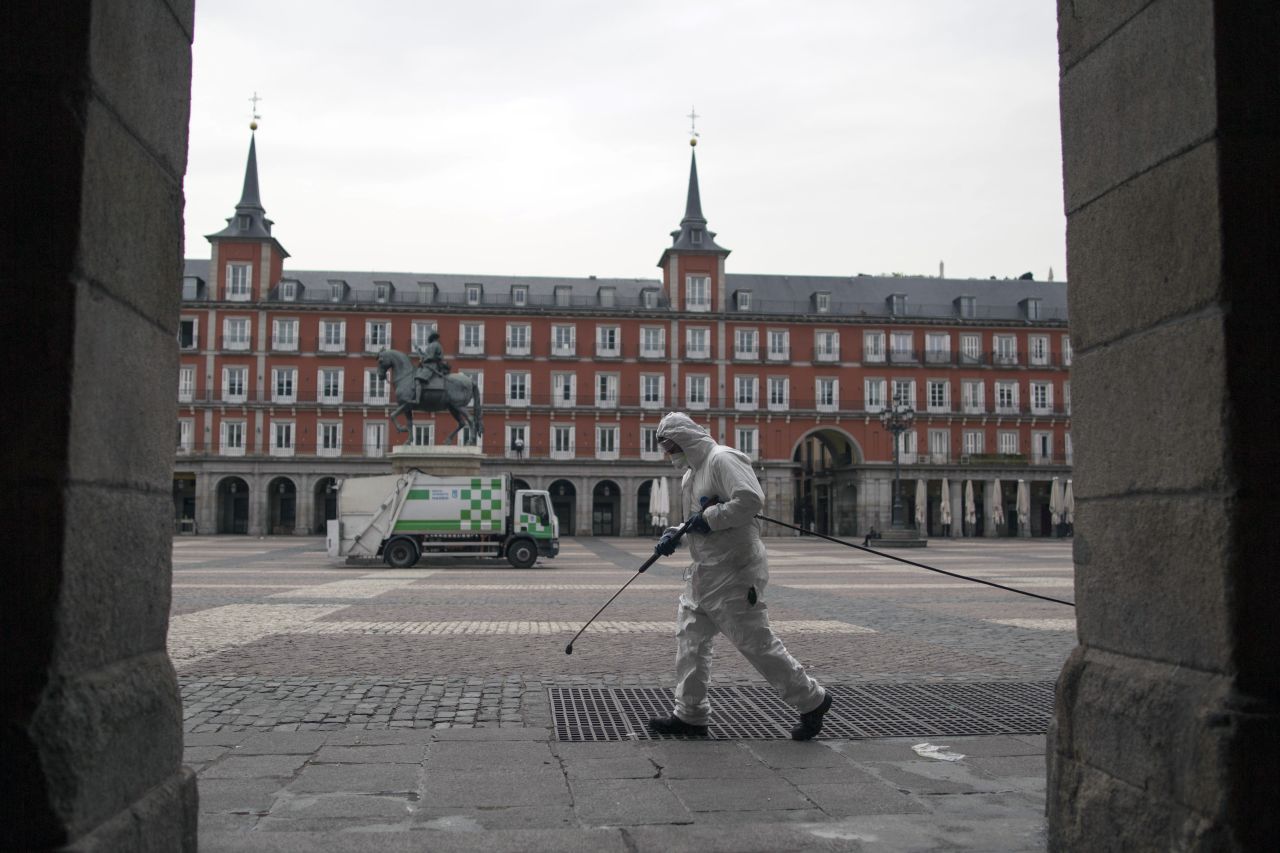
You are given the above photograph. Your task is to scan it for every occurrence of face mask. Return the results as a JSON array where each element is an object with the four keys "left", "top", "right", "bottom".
[{"left": 670, "top": 451, "right": 689, "bottom": 471}]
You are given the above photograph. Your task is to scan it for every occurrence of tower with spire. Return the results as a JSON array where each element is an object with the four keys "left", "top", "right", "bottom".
[
  {"left": 206, "top": 129, "right": 289, "bottom": 302},
  {"left": 658, "top": 133, "right": 729, "bottom": 311}
]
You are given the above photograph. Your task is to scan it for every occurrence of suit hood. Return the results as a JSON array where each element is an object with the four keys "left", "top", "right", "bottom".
[{"left": 656, "top": 412, "right": 718, "bottom": 470}]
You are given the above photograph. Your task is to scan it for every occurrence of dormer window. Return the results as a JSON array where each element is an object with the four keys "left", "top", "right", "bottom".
[
  {"left": 735, "top": 291, "right": 752, "bottom": 312},
  {"left": 237, "top": 214, "right": 251, "bottom": 230},
  {"left": 889, "top": 293, "right": 908, "bottom": 316},
  {"left": 512, "top": 286, "right": 528, "bottom": 307},
  {"left": 417, "top": 282, "right": 436, "bottom": 304},
  {"left": 642, "top": 289, "right": 660, "bottom": 309},
  {"left": 280, "top": 280, "right": 297, "bottom": 301},
  {"left": 555, "top": 286, "right": 572, "bottom": 307},
  {"left": 328, "top": 280, "right": 346, "bottom": 303},
  {"left": 814, "top": 292, "right": 831, "bottom": 313},
  {"left": 598, "top": 287, "right": 616, "bottom": 308},
  {"left": 691, "top": 229, "right": 703, "bottom": 245},
  {"left": 956, "top": 296, "right": 976, "bottom": 319},
  {"left": 465, "top": 284, "right": 483, "bottom": 306},
  {"left": 226, "top": 264, "right": 251, "bottom": 301},
  {"left": 181, "top": 276, "right": 202, "bottom": 301},
  {"left": 1022, "top": 297, "right": 1042, "bottom": 320},
  {"left": 374, "top": 281, "right": 392, "bottom": 303}
]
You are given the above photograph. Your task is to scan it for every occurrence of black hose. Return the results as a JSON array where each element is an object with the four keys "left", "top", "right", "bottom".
[{"left": 756, "top": 514, "right": 1075, "bottom": 608}]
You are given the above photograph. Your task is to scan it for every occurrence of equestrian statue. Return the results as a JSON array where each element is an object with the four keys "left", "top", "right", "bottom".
[{"left": 376, "top": 333, "right": 483, "bottom": 445}]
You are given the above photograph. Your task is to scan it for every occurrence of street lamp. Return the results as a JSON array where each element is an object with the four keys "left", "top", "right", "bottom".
[{"left": 879, "top": 393, "right": 916, "bottom": 529}]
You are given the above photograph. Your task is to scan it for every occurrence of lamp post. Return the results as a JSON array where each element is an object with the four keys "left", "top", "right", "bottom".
[{"left": 878, "top": 393, "right": 916, "bottom": 529}]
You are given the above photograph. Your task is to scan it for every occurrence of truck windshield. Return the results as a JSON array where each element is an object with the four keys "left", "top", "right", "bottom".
[{"left": 524, "top": 494, "right": 550, "bottom": 525}]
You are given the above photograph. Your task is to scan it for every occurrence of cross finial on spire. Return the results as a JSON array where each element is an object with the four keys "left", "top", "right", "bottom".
[
  {"left": 687, "top": 106, "right": 700, "bottom": 146},
  {"left": 249, "top": 91, "right": 263, "bottom": 130}
]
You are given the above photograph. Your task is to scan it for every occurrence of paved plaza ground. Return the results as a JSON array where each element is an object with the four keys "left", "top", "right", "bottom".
[{"left": 172, "top": 534, "right": 1077, "bottom": 851}]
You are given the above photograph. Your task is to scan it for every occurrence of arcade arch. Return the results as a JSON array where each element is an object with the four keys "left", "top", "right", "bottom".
[
  {"left": 216, "top": 476, "right": 250, "bottom": 534},
  {"left": 592, "top": 480, "right": 621, "bottom": 536},
  {"left": 791, "top": 428, "right": 863, "bottom": 536},
  {"left": 548, "top": 479, "right": 576, "bottom": 536},
  {"left": 267, "top": 477, "right": 298, "bottom": 534}
]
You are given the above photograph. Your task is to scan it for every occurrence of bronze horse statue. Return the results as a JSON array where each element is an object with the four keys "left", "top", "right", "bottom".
[{"left": 376, "top": 349, "right": 483, "bottom": 445}]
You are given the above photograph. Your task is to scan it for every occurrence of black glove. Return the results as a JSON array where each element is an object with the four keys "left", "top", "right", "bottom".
[
  {"left": 654, "top": 528, "right": 682, "bottom": 556},
  {"left": 688, "top": 495, "right": 719, "bottom": 535}
]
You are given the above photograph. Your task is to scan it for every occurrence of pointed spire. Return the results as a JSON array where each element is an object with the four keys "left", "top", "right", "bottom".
[
  {"left": 236, "top": 134, "right": 264, "bottom": 213},
  {"left": 206, "top": 131, "right": 287, "bottom": 257},
  {"left": 683, "top": 150, "right": 705, "bottom": 226},
  {"left": 660, "top": 142, "right": 728, "bottom": 262}
]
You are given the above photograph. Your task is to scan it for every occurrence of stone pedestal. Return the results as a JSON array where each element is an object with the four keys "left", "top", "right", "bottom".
[
  {"left": 877, "top": 528, "right": 927, "bottom": 548},
  {"left": 391, "top": 444, "right": 483, "bottom": 477}
]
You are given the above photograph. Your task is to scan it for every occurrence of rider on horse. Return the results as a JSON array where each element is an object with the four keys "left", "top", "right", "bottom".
[{"left": 413, "top": 331, "right": 451, "bottom": 405}]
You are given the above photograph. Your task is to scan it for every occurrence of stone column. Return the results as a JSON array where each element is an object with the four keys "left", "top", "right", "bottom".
[
  {"left": 0, "top": 1, "right": 198, "bottom": 848},
  {"left": 296, "top": 476, "right": 317, "bottom": 535},
  {"left": 1049, "top": 2, "right": 1280, "bottom": 848},
  {"left": 983, "top": 478, "right": 1000, "bottom": 537},
  {"left": 576, "top": 478, "right": 592, "bottom": 537},
  {"left": 949, "top": 479, "right": 963, "bottom": 539}
]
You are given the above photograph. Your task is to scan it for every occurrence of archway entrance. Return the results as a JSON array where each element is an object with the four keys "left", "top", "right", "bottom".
[
  {"left": 592, "top": 480, "right": 620, "bottom": 536},
  {"left": 549, "top": 479, "right": 576, "bottom": 536},
  {"left": 268, "top": 477, "right": 297, "bottom": 534},
  {"left": 314, "top": 477, "right": 338, "bottom": 534},
  {"left": 793, "top": 429, "right": 862, "bottom": 536},
  {"left": 216, "top": 476, "right": 250, "bottom": 534},
  {"left": 637, "top": 479, "right": 655, "bottom": 537},
  {"left": 173, "top": 473, "right": 196, "bottom": 533}
]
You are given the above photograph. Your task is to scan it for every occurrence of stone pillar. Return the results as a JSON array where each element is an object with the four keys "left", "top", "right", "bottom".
[
  {"left": 0, "top": 1, "right": 198, "bottom": 848},
  {"left": 577, "top": 477, "right": 593, "bottom": 537},
  {"left": 296, "top": 476, "right": 317, "bottom": 535},
  {"left": 983, "top": 479, "right": 1000, "bottom": 537},
  {"left": 1049, "top": 2, "right": 1280, "bottom": 848},
  {"left": 949, "top": 479, "right": 963, "bottom": 539}
]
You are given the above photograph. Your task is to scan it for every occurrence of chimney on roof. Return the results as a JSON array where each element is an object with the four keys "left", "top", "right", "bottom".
[{"left": 939, "top": 261, "right": 945, "bottom": 278}]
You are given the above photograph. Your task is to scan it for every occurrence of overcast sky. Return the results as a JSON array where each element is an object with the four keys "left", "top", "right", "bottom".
[{"left": 185, "top": 1, "right": 1066, "bottom": 282}]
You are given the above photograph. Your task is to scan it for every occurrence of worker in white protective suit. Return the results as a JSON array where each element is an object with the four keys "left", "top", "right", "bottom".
[{"left": 649, "top": 412, "right": 832, "bottom": 740}]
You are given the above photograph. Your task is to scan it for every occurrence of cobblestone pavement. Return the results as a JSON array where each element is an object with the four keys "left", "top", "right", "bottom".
[{"left": 174, "top": 534, "right": 1075, "bottom": 851}]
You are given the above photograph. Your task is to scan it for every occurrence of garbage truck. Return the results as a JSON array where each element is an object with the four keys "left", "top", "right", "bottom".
[{"left": 326, "top": 472, "right": 559, "bottom": 568}]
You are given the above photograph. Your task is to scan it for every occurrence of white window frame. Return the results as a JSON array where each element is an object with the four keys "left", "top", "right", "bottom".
[
  {"left": 998, "top": 430, "right": 1020, "bottom": 456},
  {"left": 364, "top": 369, "right": 389, "bottom": 405},
  {"left": 960, "top": 333, "right": 982, "bottom": 364},
  {"left": 994, "top": 334, "right": 1018, "bottom": 365},
  {"left": 595, "top": 425, "right": 620, "bottom": 460},
  {"left": 596, "top": 325, "right": 620, "bottom": 357},
  {"left": 995, "top": 380, "right": 1020, "bottom": 414},
  {"left": 1062, "top": 334, "right": 1073, "bottom": 367},
  {"left": 641, "top": 374, "right": 665, "bottom": 409},
  {"left": 1032, "top": 430, "right": 1053, "bottom": 464},
  {"left": 318, "top": 368, "right": 345, "bottom": 405},
  {"left": 179, "top": 317, "right": 199, "bottom": 350},
  {"left": 221, "top": 366, "right": 248, "bottom": 403},
  {"left": 223, "top": 317, "right": 250, "bottom": 351},
  {"left": 411, "top": 321, "right": 437, "bottom": 352},
  {"left": 892, "top": 379, "right": 917, "bottom": 408},
  {"left": 270, "top": 420, "right": 295, "bottom": 457},
  {"left": 506, "top": 371, "right": 530, "bottom": 407},
  {"left": 816, "top": 377, "right": 838, "bottom": 412},
  {"left": 505, "top": 424, "right": 529, "bottom": 460},
  {"left": 961, "top": 379, "right": 985, "bottom": 414},
  {"left": 863, "top": 330, "right": 886, "bottom": 363},
  {"left": 554, "top": 286, "right": 572, "bottom": 307},
  {"left": 319, "top": 320, "right": 346, "bottom": 353},
  {"left": 735, "top": 426, "right": 759, "bottom": 461},
  {"left": 928, "top": 428, "right": 950, "bottom": 464},
  {"left": 178, "top": 366, "right": 195, "bottom": 402},
  {"left": 685, "top": 275, "right": 710, "bottom": 311},
  {"left": 686, "top": 326, "right": 710, "bottom": 359},
  {"left": 364, "top": 422, "right": 386, "bottom": 458},
  {"left": 767, "top": 376, "right": 789, "bottom": 412},
  {"left": 734, "top": 328, "right": 759, "bottom": 360},
  {"left": 735, "top": 291, "right": 752, "bottom": 311},
  {"left": 896, "top": 428, "right": 919, "bottom": 464},
  {"left": 926, "top": 379, "right": 950, "bottom": 413},
  {"left": 815, "top": 292, "right": 831, "bottom": 313},
  {"left": 551, "top": 424, "right": 575, "bottom": 460},
  {"left": 465, "top": 284, "right": 482, "bottom": 306},
  {"left": 318, "top": 422, "right": 342, "bottom": 457},
  {"left": 767, "top": 329, "right": 790, "bottom": 361},
  {"left": 1029, "top": 335, "right": 1050, "bottom": 366},
  {"left": 506, "top": 323, "right": 531, "bottom": 356},
  {"left": 1031, "top": 381, "right": 1053, "bottom": 415},
  {"left": 641, "top": 426, "right": 661, "bottom": 461},
  {"left": 889, "top": 331, "right": 914, "bottom": 363},
  {"left": 552, "top": 372, "right": 577, "bottom": 407},
  {"left": 177, "top": 418, "right": 194, "bottom": 453},
  {"left": 815, "top": 330, "right": 840, "bottom": 362},
  {"left": 412, "top": 423, "right": 434, "bottom": 447},
  {"left": 512, "top": 286, "right": 528, "bottom": 307},
  {"left": 596, "top": 373, "right": 618, "bottom": 409},
  {"left": 640, "top": 327, "right": 666, "bottom": 358},
  {"left": 364, "top": 320, "right": 390, "bottom": 353},
  {"left": 552, "top": 324, "right": 577, "bottom": 357},
  {"left": 925, "top": 333, "right": 951, "bottom": 364},
  {"left": 226, "top": 263, "right": 251, "bottom": 301},
  {"left": 1064, "top": 381, "right": 1072, "bottom": 415},
  {"left": 864, "top": 378, "right": 886, "bottom": 413},
  {"left": 220, "top": 419, "right": 246, "bottom": 456},
  {"left": 735, "top": 375, "right": 759, "bottom": 411},
  {"left": 460, "top": 323, "right": 485, "bottom": 355},
  {"left": 963, "top": 429, "right": 985, "bottom": 457},
  {"left": 272, "top": 367, "right": 297, "bottom": 404},
  {"left": 272, "top": 318, "right": 298, "bottom": 351},
  {"left": 686, "top": 374, "right": 710, "bottom": 411}
]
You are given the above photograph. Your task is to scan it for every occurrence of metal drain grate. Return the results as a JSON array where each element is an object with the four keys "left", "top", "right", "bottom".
[{"left": 549, "top": 681, "right": 1054, "bottom": 741}]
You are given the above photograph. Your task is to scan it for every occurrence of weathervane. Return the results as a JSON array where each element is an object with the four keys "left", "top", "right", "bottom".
[
  {"left": 687, "top": 106, "right": 700, "bottom": 146},
  {"left": 249, "top": 91, "right": 262, "bottom": 131}
]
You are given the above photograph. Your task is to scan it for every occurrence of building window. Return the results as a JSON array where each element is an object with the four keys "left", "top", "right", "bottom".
[
  {"left": 319, "top": 320, "right": 346, "bottom": 352},
  {"left": 365, "top": 422, "right": 385, "bottom": 458},
  {"left": 735, "top": 375, "right": 759, "bottom": 410},
  {"left": 816, "top": 378, "right": 837, "bottom": 412},
  {"left": 272, "top": 367, "right": 297, "bottom": 403},
  {"left": 641, "top": 374, "right": 664, "bottom": 409},
  {"left": 925, "top": 333, "right": 950, "bottom": 364},
  {"left": 767, "top": 329, "right": 789, "bottom": 360},
  {"left": 960, "top": 333, "right": 982, "bottom": 364},
  {"left": 928, "top": 429, "right": 950, "bottom": 464},
  {"left": 272, "top": 318, "right": 298, "bottom": 351},
  {"left": 329, "top": 281, "right": 345, "bottom": 302},
  {"left": 1062, "top": 334, "right": 1073, "bottom": 367},
  {"left": 768, "top": 376, "right": 789, "bottom": 411},
  {"left": 552, "top": 324, "right": 576, "bottom": 356},
  {"left": 889, "top": 331, "right": 914, "bottom": 363},
  {"left": 961, "top": 379, "right": 985, "bottom": 414},
  {"left": 957, "top": 295, "right": 976, "bottom": 318},
  {"left": 271, "top": 421, "right": 294, "bottom": 457},
  {"left": 552, "top": 373, "right": 576, "bottom": 407},
  {"left": 736, "top": 291, "right": 752, "bottom": 311},
  {"left": 221, "top": 366, "right": 248, "bottom": 403},
  {"left": 994, "top": 334, "right": 1018, "bottom": 365},
  {"left": 1064, "top": 381, "right": 1072, "bottom": 415},
  {"left": 512, "top": 286, "right": 528, "bottom": 307},
  {"left": 365, "top": 321, "right": 390, "bottom": 352},
  {"left": 226, "top": 263, "right": 251, "bottom": 300},
  {"left": 220, "top": 420, "right": 245, "bottom": 456},
  {"left": 1031, "top": 381, "right": 1053, "bottom": 414},
  {"left": 641, "top": 327, "right": 665, "bottom": 357},
  {"left": 365, "top": 369, "right": 388, "bottom": 404},
  {"left": 687, "top": 374, "right": 709, "bottom": 410},
  {"left": 686, "top": 275, "right": 710, "bottom": 311},
  {"left": 319, "top": 368, "right": 344, "bottom": 404},
  {"left": 963, "top": 430, "right": 984, "bottom": 457},
  {"left": 814, "top": 292, "right": 830, "bottom": 313},
  {"left": 596, "top": 325, "right": 620, "bottom": 357},
  {"left": 734, "top": 328, "right": 759, "bottom": 360},
  {"left": 596, "top": 425, "right": 619, "bottom": 460},
  {"left": 412, "top": 321, "right": 437, "bottom": 352},
  {"left": 223, "top": 317, "right": 250, "bottom": 351},
  {"left": 1065, "top": 432, "right": 1073, "bottom": 464},
  {"left": 596, "top": 373, "right": 618, "bottom": 408},
  {"left": 896, "top": 429, "right": 918, "bottom": 462},
  {"left": 598, "top": 287, "right": 615, "bottom": 307},
  {"left": 465, "top": 284, "right": 483, "bottom": 306},
  {"left": 506, "top": 323, "right": 530, "bottom": 355},
  {"left": 815, "top": 330, "right": 839, "bottom": 361},
  {"left": 998, "top": 430, "right": 1020, "bottom": 456},
  {"left": 319, "top": 423, "right": 342, "bottom": 457},
  {"left": 179, "top": 318, "right": 198, "bottom": 349},
  {"left": 1029, "top": 335, "right": 1049, "bottom": 366},
  {"left": 927, "top": 380, "right": 950, "bottom": 413},
  {"left": 412, "top": 423, "right": 434, "bottom": 446},
  {"left": 178, "top": 366, "right": 195, "bottom": 402},
  {"left": 177, "top": 419, "right": 194, "bottom": 453},
  {"left": 552, "top": 424, "right": 574, "bottom": 459},
  {"left": 892, "top": 379, "right": 916, "bottom": 407},
  {"left": 641, "top": 426, "right": 661, "bottom": 461},
  {"left": 996, "top": 381, "right": 1019, "bottom": 414},
  {"left": 735, "top": 427, "right": 759, "bottom": 460},
  {"left": 554, "top": 286, "right": 572, "bottom": 307},
  {"left": 642, "top": 289, "right": 661, "bottom": 308},
  {"left": 863, "top": 331, "right": 885, "bottom": 363},
  {"left": 460, "top": 323, "right": 485, "bottom": 354},
  {"left": 864, "top": 378, "right": 886, "bottom": 412},
  {"left": 374, "top": 282, "right": 391, "bottom": 303},
  {"left": 506, "top": 424, "right": 528, "bottom": 459},
  {"left": 1032, "top": 431, "right": 1053, "bottom": 463},
  {"left": 890, "top": 293, "right": 907, "bottom": 316},
  {"left": 686, "top": 327, "right": 710, "bottom": 359},
  {"left": 507, "top": 371, "right": 529, "bottom": 406},
  {"left": 418, "top": 282, "right": 436, "bottom": 304},
  {"left": 1024, "top": 298, "right": 1042, "bottom": 320}
]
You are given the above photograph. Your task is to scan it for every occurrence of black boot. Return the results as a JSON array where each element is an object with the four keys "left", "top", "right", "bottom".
[
  {"left": 791, "top": 691, "right": 832, "bottom": 741},
  {"left": 648, "top": 715, "right": 709, "bottom": 737}
]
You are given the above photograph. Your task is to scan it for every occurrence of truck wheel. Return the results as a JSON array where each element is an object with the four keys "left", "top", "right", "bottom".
[
  {"left": 384, "top": 537, "right": 419, "bottom": 568},
  {"left": 507, "top": 539, "right": 537, "bottom": 569}
]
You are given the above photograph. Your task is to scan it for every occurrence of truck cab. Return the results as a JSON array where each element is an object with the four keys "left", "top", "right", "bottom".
[{"left": 509, "top": 489, "right": 558, "bottom": 567}]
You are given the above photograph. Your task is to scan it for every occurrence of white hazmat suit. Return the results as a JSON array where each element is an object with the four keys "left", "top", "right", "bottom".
[{"left": 655, "top": 412, "right": 827, "bottom": 729}]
